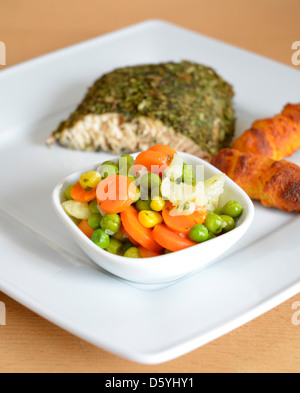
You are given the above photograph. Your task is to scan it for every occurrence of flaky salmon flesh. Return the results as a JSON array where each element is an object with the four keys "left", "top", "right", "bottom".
[{"left": 47, "top": 61, "right": 235, "bottom": 160}]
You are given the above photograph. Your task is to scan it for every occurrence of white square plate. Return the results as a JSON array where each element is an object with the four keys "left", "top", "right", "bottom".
[{"left": 0, "top": 20, "right": 300, "bottom": 364}]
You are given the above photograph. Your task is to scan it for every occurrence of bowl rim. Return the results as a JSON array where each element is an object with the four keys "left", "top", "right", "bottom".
[{"left": 51, "top": 152, "right": 255, "bottom": 271}]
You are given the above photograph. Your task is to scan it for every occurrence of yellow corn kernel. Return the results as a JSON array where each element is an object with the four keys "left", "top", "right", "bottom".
[
  {"left": 138, "top": 210, "right": 163, "bottom": 228},
  {"left": 79, "top": 171, "right": 101, "bottom": 191},
  {"left": 150, "top": 196, "right": 166, "bottom": 212}
]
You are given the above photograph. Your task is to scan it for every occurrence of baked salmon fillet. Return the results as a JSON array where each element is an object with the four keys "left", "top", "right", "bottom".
[{"left": 47, "top": 61, "right": 235, "bottom": 160}]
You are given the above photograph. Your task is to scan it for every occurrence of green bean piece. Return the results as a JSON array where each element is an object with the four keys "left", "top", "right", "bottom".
[{"left": 182, "top": 163, "right": 194, "bottom": 184}]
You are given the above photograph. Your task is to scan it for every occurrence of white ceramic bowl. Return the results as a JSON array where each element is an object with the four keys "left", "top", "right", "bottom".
[{"left": 52, "top": 152, "right": 254, "bottom": 284}]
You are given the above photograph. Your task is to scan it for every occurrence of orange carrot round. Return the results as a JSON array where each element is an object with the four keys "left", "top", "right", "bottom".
[
  {"left": 138, "top": 246, "right": 162, "bottom": 258},
  {"left": 153, "top": 224, "right": 197, "bottom": 252},
  {"left": 133, "top": 151, "right": 170, "bottom": 175},
  {"left": 121, "top": 225, "right": 139, "bottom": 246},
  {"left": 121, "top": 206, "right": 162, "bottom": 253},
  {"left": 162, "top": 202, "right": 207, "bottom": 234},
  {"left": 148, "top": 145, "right": 177, "bottom": 162},
  {"left": 96, "top": 175, "right": 137, "bottom": 214},
  {"left": 70, "top": 182, "right": 97, "bottom": 203},
  {"left": 78, "top": 219, "right": 95, "bottom": 239}
]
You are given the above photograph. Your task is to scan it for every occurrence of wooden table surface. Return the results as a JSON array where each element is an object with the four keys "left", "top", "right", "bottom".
[{"left": 1, "top": 0, "right": 300, "bottom": 373}]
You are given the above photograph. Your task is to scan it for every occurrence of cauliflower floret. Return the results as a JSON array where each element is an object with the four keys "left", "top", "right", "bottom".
[
  {"left": 204, "top": 174, "right": 226, "bottom": 211},
  {"left": 161, "top": 173, "right": 226, "bottom": 216},
  {"left": 161, "top": 178, "right": 206, "bottom": 216},
  {"left": 163, "top": 154, "right": 183, "bottom": 180}
]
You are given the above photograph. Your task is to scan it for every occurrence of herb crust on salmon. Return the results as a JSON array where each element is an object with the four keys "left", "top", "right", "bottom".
[{"left": 47, "top": 61, "right": 235, "bottom": 159}]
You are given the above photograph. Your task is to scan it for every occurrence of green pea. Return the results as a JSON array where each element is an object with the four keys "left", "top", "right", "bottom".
[
  {"left": 88, "top": 213, "right": 102, "bottom": 230},
  {"left": 207, "top": 231, "right": 216, "bottom": 240},
  {"left": 127, "top": 166, "right": 137, "bottom": 180},
  {"left": 222, "top": 201, "right": 243, "bottom": 219},
  {"left": 135, "top": 199, "right": 152, "bottom": 211},
  {"left": 140, "top": 173, "right": 162, "bottom": 191},
  {"left": 89, "top": 199, "right": 100, "bottom": 214},
  {"left": 123, "top": 239, "right": 135, "bottom": 252},
  {"left": 189, "top": 224, "right": 209, "bottom": 243},
  {"left": 214, "top": 208, "right": 224, "bottom": 216},
  {"left": 221, "top": 215, "right": 236, "bottom": 233},
  {"left": 91, "top": 229, "right": 110, "bottom": 249},
  {"left": 100, "top": 214, "right": 121, "bottom": 235},
  {"left": 118, "top": 154, "right": 134, "bottom": 175},
  {"left": 139, "top": 185, "right": 150, "bottom": 201},
  {"left": 113, "top": 231, "right": 126, "bottom": 241},
  {"left": 97, "top": 161, "right": 119, "bottom": 179},
  {"left": 133, "top": 187, "right": 141, "bottom": 203},
  {"left": 65, "top": 184, "right": 75, "bottom": 200},
  {"left": 120, "top": 154, "right": 134, "bottom": 166},
  {"left": 150, "top": 186, "right": 161, "bottom": 199},
  {"left": 124, "top": 247, "right": 141, "bottom": 258},
  {"left": 205, "top": 214, "right": 224, "bottom": 234},
  {"left": 106, "top": 238, "right": 124, "bottom": 255}
]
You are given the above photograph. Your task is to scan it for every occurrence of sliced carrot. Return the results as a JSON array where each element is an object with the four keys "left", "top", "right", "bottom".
[
  {"left": 121, "top": 225, "right": 139, "bottom": 246},
  {"left": 96, "top": 175, "right": 137, "bottom": 214},
  {"left": 162, "top": 201, "right": 207, "bottom": 235},
  {"left": 138, "top": 246, "right": 162, "bottom": 259},
  {"left": 133, "top": 151, "right": 170, "bottom": 176},
  {"left": 121, "top": 206, "right": 163, "bottom": 253},
  {"left": 147, "top": 145, "right": 177, "bottom": 162},
  {"left": 70, "top": 182, "right": 97, "bottom": 203},
  {"left": 78, "top": 219, "right": 95, "bottom": 239},
  {"left": 153, "top": 224, "right": 197, "bottom": 252}
]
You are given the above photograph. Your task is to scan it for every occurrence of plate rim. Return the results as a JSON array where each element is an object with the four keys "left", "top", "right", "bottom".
[{"left": 1, "top": 239, "right": 299, "bottom": 365}]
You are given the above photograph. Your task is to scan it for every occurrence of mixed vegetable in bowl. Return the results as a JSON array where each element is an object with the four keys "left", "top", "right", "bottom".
[{"left": 62, "top": 145, "right": 243, "bottom": 258}]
